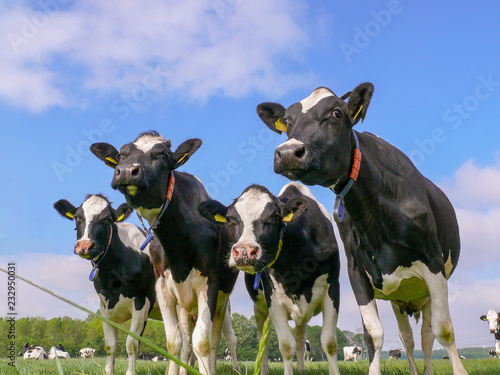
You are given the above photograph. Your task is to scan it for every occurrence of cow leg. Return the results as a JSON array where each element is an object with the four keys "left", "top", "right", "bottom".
[
  {"left": 178, "top": 307, "right": 194, "bottom": 375},
  {"left": 210, "top": 302, "right": 226, "bottom": 374},
  {"left": 269, "top": 303, "right": 295, "bottom": 375},
  {"left": 254, "top": 303, "right": 270, "bottom": 375},
  {"left": 192, "top": 288, "right": 213, "bottom": 375},
  {"left": 126, "top": 302, "right": 151, "bottom": 375},
  {"left": 295, "top": 323, "right": 307, "bottom": 372},
  {"left": 222, "top": 302, "right": 241, "bottom": 372},
  {"left": 321, "top": 298, "right": 340, "bottom": 375},
  {"left": 359, "top": 300, "right": 384, "bottom": 375},
  {"left": 424, "top": 270, "right": 468, "bottom": 375},
  {"left": 421, "top": 298, "right": 434, "bottom": 375},
  {"left": 156, "top": 277, "right": 182, "bottom": 375},
  {"left": 101, "top": 308, "right": 118, "bottom": 375},
  {"left": 390, "top": 302, "right": 417, "bottom": 375}
]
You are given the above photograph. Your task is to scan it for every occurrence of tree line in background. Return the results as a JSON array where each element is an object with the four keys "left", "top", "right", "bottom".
[{"left": 0, "top": 313, "right": 364, "bottom": 361}]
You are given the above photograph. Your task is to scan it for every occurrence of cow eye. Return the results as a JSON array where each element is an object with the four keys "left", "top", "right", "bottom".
[
  {"left": 332, "top": 109, "right": 342, "bottom": 119},
  {"left": 117, "top": 153, "right": 123, "bottom": 160}
]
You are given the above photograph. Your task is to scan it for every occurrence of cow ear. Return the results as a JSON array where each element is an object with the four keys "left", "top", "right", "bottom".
[
  {"left": 340, "top": 91, "right": 351, "bottom": 101},
  {"left": 480, "top": 315, "right": 487, "bottom": 321},
  {"left": 198, "top": 200, "right": 228, "bottom": 225},
  {"left": 173, "top": 138, "right": 202, "bottom": 169},
  {"left": 54, "top": 200, "right": 77, "bottom": 220},
  {"left": 347, "top": 82, "right": 374, "bottom": 126},
  {"left": 90, "top": 143, "right": 120, "bottom": 169},
  {"left": 114, "top": 203, "right": 133, "bottom": 222},
  {"left": 257, "top": 102, "right": 287, "bottom": 135},
  {"left": 281, "top": 197, "right": 308, "bottom": 222}
]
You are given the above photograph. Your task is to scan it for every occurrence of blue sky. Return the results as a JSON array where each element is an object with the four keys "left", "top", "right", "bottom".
[{"left": 1, "top": 0, "right": 500, "bottom": 351}]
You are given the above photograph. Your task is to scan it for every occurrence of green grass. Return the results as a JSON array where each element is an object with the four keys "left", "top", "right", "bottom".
[{"left": 2, "top": 358, "right": 500, "bottom": 375}]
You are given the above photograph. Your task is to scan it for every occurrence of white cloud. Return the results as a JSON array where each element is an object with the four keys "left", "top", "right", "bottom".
[{"left": 0, "top": 0, "right": 313, "bottom": 111}]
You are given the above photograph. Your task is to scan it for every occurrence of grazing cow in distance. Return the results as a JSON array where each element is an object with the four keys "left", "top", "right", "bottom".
[
  {"left": 54, "top": 195, "right": 164, "bottom": 375},
  {"left": 78, "top": 348, "right": 96, "bottom": 358},
  {"left": 304, "top": 340, "right": 311, "bottom": 362},
  {"left": 343, "top": 346, "right": 362, "bottom": 361},
  {"left": 198, "top": 182, "right": 340, "bottom": 375},
  {"left": 223, "top": 348, "right": 232, "bottom": 362},
  {"left": 48, "top": 346, "right": 71, "bottom": 359},
  {"left": 139, "top": 352, "right": 155, "bottom": 360},
  {"left": 90, "top": 131, "right": 240, "bottom": 375},
  {"left": 257, "top": 83, "right": 467, "bottom": 375},
  {"left": 388, "top": 348, "right": 402, "bottom": 360},
  {"left": 489, "top": 349, "right": 498, "bottom": 359},
  {"left": 19, "top": 343, "right": 47, "bottom": 359},
  {"left": 480, "top": 310, "right": 500, "bottom": 358}
]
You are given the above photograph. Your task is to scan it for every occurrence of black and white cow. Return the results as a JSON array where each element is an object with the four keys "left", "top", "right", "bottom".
[
  {"left": 78, "top": 348, "right": 96, "bottom": 358},
  {"left": 388, "top": 348, "right": 402, "bottom": 360},
  {"left": 48, "top": 346, "right": 71, "bottom": 359},
  {"left": 198, "top": 182, "right": 340, "bottom": 375},
  {"left": 304, "top": 340, "right": 311, "bottom": 362},
  {"left": 19, "top": 343, "right": 48, "bottom": 360},
  {"left": 90, "top": 131, "right": 240, "bottom": 375},
  {"left": 489, "top": 349, "right": 498, "bottom": 359},
  {"left": 257, "top": 83, "right": 467, "bottom": 375},
  {"left": 343, "top": 346, "right": 362, "bottom": 361},
  {"left": 54, "top": 195, "right": 164, "bottom": 375},
  {"left": 480, "top": 310, "right": 500, "bottom": 358}
]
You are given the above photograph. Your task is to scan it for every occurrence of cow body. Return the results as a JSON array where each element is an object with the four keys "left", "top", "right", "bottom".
[
  {"left": 258, "top": 83, "right": 467, "bottom": 375},
  {"left": 480, "top": 310, "right": 500, "bottom": 358},
  {"left": 198, "top": 182, "right": 340, "bottom": 375},
  {"left": 304, "top": 340, "right": 311, "bottom": 362},
  {"left": 78, "top": 348, "right": 96, "bottom": 358},
  {"left": 388, "top": 348, "right": 402, "bottom": 360},
  {"left": 54, "top": 195, "right": 162, "bottom": 375},
  {"left": 90, "top": 132, "right": 240, "bottom": 375},
  {"left": 489, "top": 349, "right": 498, "bottom": 359},
  {"left": 48, "top": 346, "right": 71, "bottom": 359},
  {"left": 19, "top": 343, "right": 47, "bottom": 360},
  {"left": 343, "top": 346, "right": 362, "bottom": 361}
]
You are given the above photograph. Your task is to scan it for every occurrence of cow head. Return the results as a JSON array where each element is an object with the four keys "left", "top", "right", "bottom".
[
  {"left": 54, "top": 195, "right": 132, "bottom": 259},
  {"left": 480, "top": 309, "right": 500, "bottom": 334},
  {"left": 18, "top": 343, "right": 32, "bottom": 356},
  {"left": 90, "top": 131, "right": 201, "bottom": 215},
  {"left": 257, "top": 83, "right": 374, "bottom": 188},
  {"left": 198, "top": 185, "right": 307, "bottom": 273}
]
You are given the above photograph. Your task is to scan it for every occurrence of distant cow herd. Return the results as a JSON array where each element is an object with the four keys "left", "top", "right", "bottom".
[{"left": 35, "top": 82, "right": 497, "bottom": 374}]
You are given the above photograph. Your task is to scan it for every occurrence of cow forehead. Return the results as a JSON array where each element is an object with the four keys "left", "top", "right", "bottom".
[
  {"left": 82, "top": 196, "right": 109, "bottom": 219},
  {"left": 233, "top": 188, "right": 274, "bottom": 223},
  {"left": 487, "top": 309, "right": 499, "bottom": 320},
  {"left": 133, "top": 134, "right": 167, "bottom": 153},
  {"left": 300, "top": 87, "right": 336, "bottom": 113}
]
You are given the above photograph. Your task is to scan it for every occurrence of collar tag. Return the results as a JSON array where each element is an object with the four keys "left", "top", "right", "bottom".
[
  {"left": 140, "top": 231, "right": 154, "bottom": 250},
  {"left": 333, "top": 196, "right": 345, "bottom": 223},
  {"left": 253, "top": 272, "right": 262, "bottom": 290},
  {"left": 89, "top": 262, "right": 99, "bottom": 282}
]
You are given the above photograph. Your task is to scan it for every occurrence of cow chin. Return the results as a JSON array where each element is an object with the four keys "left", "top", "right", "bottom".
[{"left": 236, "top": 264, "right": 257, "bottom": 274}]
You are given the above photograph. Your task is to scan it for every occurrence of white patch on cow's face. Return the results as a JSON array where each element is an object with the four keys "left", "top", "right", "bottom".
[
  {"left": 300, "top": 87, "right": 335, "bottom": 113},
  {"left": 232, "top": 188, "right": 273, "bottom": 254},
  {"left": 81, "top": 196, "right": 109, "bottom": 241},
  {"left": 486, "top": 309, "right": 500, "bottom": 332},
  {"left": 134, "top": 135, "right": 165, "bottom": 153}
]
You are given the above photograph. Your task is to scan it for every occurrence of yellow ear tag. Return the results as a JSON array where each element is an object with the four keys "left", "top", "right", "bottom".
[
  {"left": 275, "top": 118, "right": 287, "bottom": 133},
  {"left": 116, "top": 213, "right": 124, "bottom": 222},
  {"left": 353, "top": 105, "right": 363, "bottom": 122},
  {"left": 282, "top": 211, "right": 294, "bottom": 222},
  {"left": 214, "top": 214, "right": 227, "bottom": 223},
  {"left": 106, "top": 157, "right": 118, "bottom": 165},
  {"left": 177, "top": 153, "right": 188, "bottom": 165},
  {"left": 66, "top": 212, "right": 75, "bottom": 219}
]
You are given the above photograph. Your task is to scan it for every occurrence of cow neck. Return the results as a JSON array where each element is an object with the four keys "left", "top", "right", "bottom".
[
  {"left": 329, "top": 130, "right": 362, "bottom": 223},
  {"left": 253, "top": 221, "right": 288, "bottom": 290},
  {"left": 89, "top": 224, "right": 113, "bottom": 282},
  {"left": 139, "top": 172, "right": 175, "bottom": 250}
]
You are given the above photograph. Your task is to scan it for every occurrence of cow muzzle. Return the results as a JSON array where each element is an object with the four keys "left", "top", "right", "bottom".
[
  {"left": 231, "top": 244, "right": 261, "bottom": 269},
  {"left": 75, "top": 240, "right": 94, "bottom": 258},
  {"left": 112, "top": 164, "right": 147, "bottom": 194},
  {"left": 274, "top": 141, "right": 309, "bottom": 177}
]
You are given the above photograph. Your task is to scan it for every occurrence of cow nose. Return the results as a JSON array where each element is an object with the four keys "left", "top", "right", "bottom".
[
  {"left": 114, "top": 164, "right": 140, "bottom": 181},
  {"left": 232, "top": 244, "right": 260, "bottom": 262},
  {"left": 491, "top": 328, "right": 496, "bottom": 334},
  {"left": 75, "top": 240, "right": 94, "bottom": 256},
  {"left": 275, "top": 143, "right": 307, "bottom": 167}
]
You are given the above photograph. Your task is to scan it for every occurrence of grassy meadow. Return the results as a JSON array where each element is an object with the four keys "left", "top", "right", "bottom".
[{"left": 1, "top": 358, "right": 499, "bottom": 375}]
